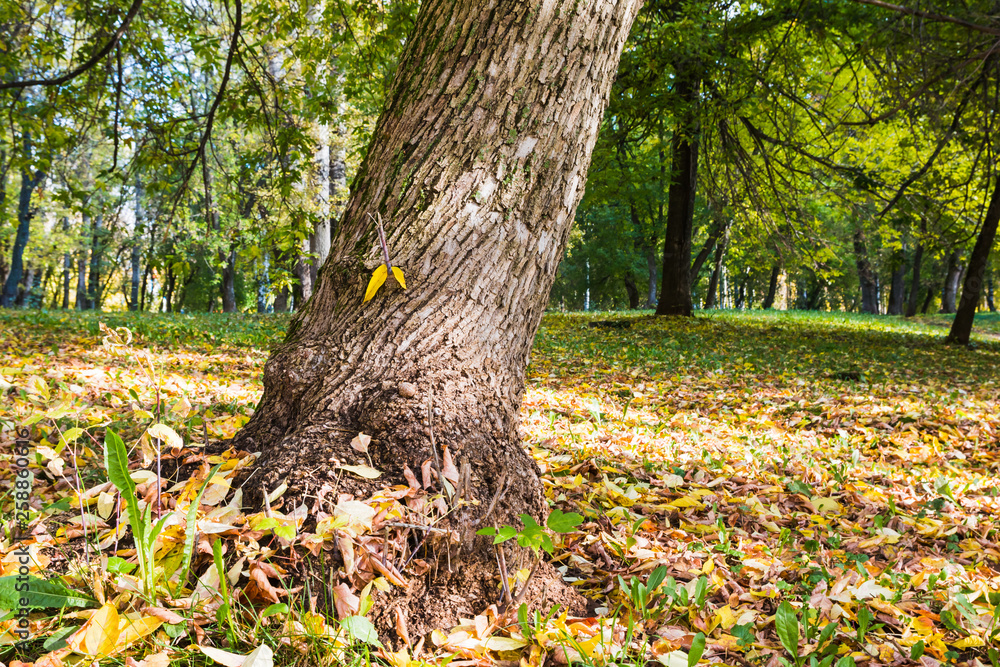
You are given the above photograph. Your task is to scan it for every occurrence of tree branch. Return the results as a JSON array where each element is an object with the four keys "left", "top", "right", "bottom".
[
  {"left": 0, "top": 0, "right": 145, "bottom": 91},
  {"left": 849, "top": 0, "right": 1000, "bottom": 37}
]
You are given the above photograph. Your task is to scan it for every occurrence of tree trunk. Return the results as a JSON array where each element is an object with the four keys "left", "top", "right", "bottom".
[
  {"left": 76, "top": 251, "right": 88, "bottom": 310},
  {"left": 853, "top": 229, "right": 879, "bottom": 314},
  {"left": 130, "top": 181, "right": 143, "bottom": 311},
  {"left": 61, "top": 217, "right": 72, "bottom": 309},
  {"left": 87, "top": 214, "right": 103, "bottom": 310},
  {"left": 656, "top": 61, "right": 700, "bottom": 317},
  {"left": 905, "top": 241, "right": 923, "bottom": 317},
  {"left": 203, "top": 155, "right": 237, "bottom": 313},
  {"left": 886, "top": 249, "right": 906, "bottom": 315},
  {"left": 762, "top": 264, "right": 780, "bottom": 309},
  {"left": 1, "top": 153, "right": 45, "bottom": 308},
  {"left": 948, "top": 174, "right": 1000, "bottom": 344},
  {"left": 704, "top": 226, "right": 728, "bottom": 309},
  {"left": 624, "top": 274, "right": 640, "bottom": 309},
  {"left": 939, "top": 250, "right": 961, "bottom": 313},
  {"left": 988, "top": 273, "right": 996, "bottom": 312},
  {"left": 921, "top": 283, "right": 935, "bottom": 313},
  {"left": 227, "top": 0, "right": 641, "bottom": 634}
]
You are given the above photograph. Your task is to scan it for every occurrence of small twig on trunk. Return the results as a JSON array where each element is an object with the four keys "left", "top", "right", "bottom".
[
  {"left": 511, "top": 558, "right": 541, "bottom": 608},
  {"left": 385, "top": 521, "right": 453, "bottom": 534},
  {"left": 495, "top": 543, "right": 513, "bottom": 607},
  {"left": 263, "top": 486, "right": 273, "bottom": 518},
  {"left": 426, "top": 389, "right": 447, "bottom": 499},
  {"left": 473, "top": 471, "right": 508, "bottom": 526}
]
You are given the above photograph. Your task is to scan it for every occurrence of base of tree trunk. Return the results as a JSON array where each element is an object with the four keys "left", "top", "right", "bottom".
[{"left": 219, "top": 376, "right": 588, "bottom": 638}]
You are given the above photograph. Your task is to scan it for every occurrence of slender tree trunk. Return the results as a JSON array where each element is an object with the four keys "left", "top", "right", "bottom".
[
  {"left": 948, "top": 175, "right": 1000, "bottom": 344},
  {"left": 939, "top": 250, "right": 961, "bottom": 313},
  {"left": 656, "top": 61, "right": 700, "bottom": 317},
  {"left": 988, "top": 273, "right": 996, "bottom": 312},
  {"left": 87, "top": 214, "right": 104, "bottom": 310},
  {"left": 624, "top": 275, "right": 640, "bottom": 309},
  {"left": 226, "top": 0, "right": 641, "bottom": 634},
  {"left": 763, "top": 264, "right": 780, "bottom": 309},
  {"left": 130, "top": 180, "right": 143, "bottom": 311},
  {"left": 1, "top": 149, "right": 45, "bottom": 308},
  {"left": 905, "top": 241, "right": 924, "bottom": 317},
  {"left": 76, "top": 250, "right": 88, "bottom": 310},
  {"left": 921, "top": 283, "right": 935, "bottom": 314},
  {"left": 886, "top": 249, "right": 906, "bottom": 315},
  {"left": 644, "top": 245, "right": 657, "bottom": 308},
  {"left": 704, "top": 225, "right": 728, "bottom": 309},
  {"left": 256, "top": 252, "right": 270, "bottom": 313},
  {"left": 853, "top": 229, "right": 879, "bottom": 314},
  {"left": 61, "top": 217, "right": 71, "bottom": 309}
]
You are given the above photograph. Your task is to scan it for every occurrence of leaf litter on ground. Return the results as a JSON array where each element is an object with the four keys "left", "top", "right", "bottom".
[{"left": 0, "top": 309, "right": 998, "bottom": 667}]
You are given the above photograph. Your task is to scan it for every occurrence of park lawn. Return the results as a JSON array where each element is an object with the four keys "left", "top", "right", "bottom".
[{"left": 0, "top": 309, "right": 998, "bottom": 667}]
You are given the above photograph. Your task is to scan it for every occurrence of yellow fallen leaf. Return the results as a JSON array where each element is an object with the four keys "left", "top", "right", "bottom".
[
  {"left": 115, "top": 614, "right": 164, "bottom": 651},
  {"left": 952, "top": 636, "right": 985, "bottom": 649},
  {"left": 68, "top": 602, "right": 120, "bottom": 657}
]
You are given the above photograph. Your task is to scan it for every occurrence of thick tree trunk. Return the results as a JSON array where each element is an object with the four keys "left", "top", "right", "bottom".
[
  {"left": 228, "top": 0, "right": 641, "bottom": 634},
  {"left": 1, "top": 158, "right": 45, "bottom": 308},
  {"left": 905, "top": 241, "right": 923, "bottom": 317},
  {"left": 853, "top": 229, "right": 879, "bottom": 314},
  {"left": 939, "top": 250, "right": 961, "bottom": 313},
  {"left": 762, "top": 264, "right": 780, "bottom": 309},
  {"left": 948, "top": 175, "right": 1000, "bottom": 345},
  {"left": 656, "top": 62, "right": 700, "bottom": 317}
]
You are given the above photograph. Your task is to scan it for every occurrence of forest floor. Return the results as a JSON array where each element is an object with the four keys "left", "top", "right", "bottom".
[{"left": 1, "top": 309, "right": 999, "bottom": 667}]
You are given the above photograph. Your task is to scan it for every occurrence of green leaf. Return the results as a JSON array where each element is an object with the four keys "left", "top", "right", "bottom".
[
  {"left": 0, "top": 575, "right": 96, "bottom": 610},
  {"left": 494, "top": 525, "right": 518, "bottom": 544},
  {"left": 546, "top": 508, "right": 583, "bottom": 533},
  {"left": 775, "top": 601, "right": 800, "bottom": 658},
  {"left": 476, "top": 527, "right": 497, "bottom": 536},
  {"left": 910, "top": 640, "right": 925, "bottom": 660},
  {"left": 342, "top": 615, "right": 383, "bottom": 647},
  {"left": 42, "top": 625, "right": 78, "bottom": 651},
  {"left": 835, "top": 657, "right": 856, "bottom": 667},
  {"left": 262, "top": 603, "right": 289, "bottom": 618},
  {"left": 688, "top": 632, "right": 706, "bottom": 667},
  {"left": 177, "top": 463, "right": 222, "bottom": 593}
]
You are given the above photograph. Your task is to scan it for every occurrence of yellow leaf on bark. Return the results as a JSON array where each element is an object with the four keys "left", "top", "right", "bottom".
[
  {"left": 364, "top": 264, "right": 389, "bottom": 302},
  {"left": 391, "top": 266, "right": 406, "bottom": 288}
]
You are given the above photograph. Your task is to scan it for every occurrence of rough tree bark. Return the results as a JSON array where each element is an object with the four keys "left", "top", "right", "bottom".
[
  {"left": 948, "top": 174, "right": 1000, "bottom": 345},
  {"left": 656, "top": 59, "right": 700, "bottom": 317},
  {"left": 228, "top": 0, "right": 641, "bottom": 633}
]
